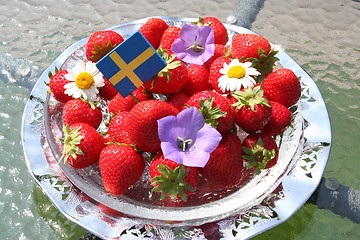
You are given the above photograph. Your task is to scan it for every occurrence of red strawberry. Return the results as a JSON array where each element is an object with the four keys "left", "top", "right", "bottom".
[
  {"left": 261, "top": 68, "right": 301, "bottom": 107},
  {"left": 85, "top": 30, "right": 124, "bottom": 62},
  {"left": 99, "top": 77, "right": 118, "bottom": 101},
  {"left": 49, "top": 69, "right": 72, "bottom": 103},
  {"left": 159, "top": 26, "right": 181, "bottom": 50},
  {"left": 126, "top": 100, "right": 179, "bottom": 152},
  {"left": 139, "top": 18, "right": 169, "bottom": 49},
  {"left": 167, "top": 91, "right": 189, "bottom": 111},
  {"left": 60, "top": 123, "right": 105, "bottom": 169},
  {"left": 231, "top": 33, "right": 271, "bottom": 60},
  {"left": 99, "top": 144, "right": 145, "bottom": 196},
  {"left": 209, "top": 56, "right": 232, "bottom": 94},
  {"left": 107, "top": 111, "right": 133, "bottom": 144},
  {"left": 198, "top": 17, "right": 228, "bottom": 45},
  {"left": 242, "top": 132, "right": 279, "bottom": 173},
  {"left": 184, "top": 90, "right": 235, "bottom": 135},
  {"left": 230, "top": 86, "right": 272, "bottom": 133},
  {"left": 200, "top": 132, "right": 244, "bottom": 190},
  {"left": 143, "top": 49, "right": 188, "bottom": 95},
  {"left": 231, "top": 33, "right": 278, "bottom": 78},
  {"left": 149, "top": 153, "right": 199, "bottom": 201},
  {"left": 262, "top": 100, "right": 292, "bottom": 136},
  {"left": 182, "top": 64, "right": 211, "bottom": 97},
  {"left": 108, "top": 86, "right": 151, "bottom": 114},
  {"left": 62, "top": 98, "right": 102, "bottom": 129},
  {"left": 203, "top": 44, "right": 229, "bottom": 70}
]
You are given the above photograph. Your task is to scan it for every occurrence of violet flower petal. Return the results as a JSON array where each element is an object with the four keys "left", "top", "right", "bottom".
[
  {"left": 158, "top": 115, "right": 179, "bottom": 143},
  {"left": 161, "top": 141, "right": 184, "bottom": 164},
  {"left": 158, "top": 107, "right": 222, "bottom": 168},
  {"left": 171, "top": 23, "right": 215, "bottom": 65},
  {"left": 194, "top": 124, "right": 222, "bottom": 153},
  {"left": 176, "top": 107, "right": 204, "bottom": 139},
  {"left": 179, "top": 24, "right": 199, "bottom": 45},
  {"left": 198, "top": 25, "right": 214, "bottom": 46},
  {"left": 182, "top": 149, "right": 210, "bottom": 168}
]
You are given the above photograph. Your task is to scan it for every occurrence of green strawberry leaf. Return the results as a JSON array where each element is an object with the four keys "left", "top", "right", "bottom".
[
  {"left": 59, "top": 124, "right": 84, "bottom": 165},
  {"left": 198, "top": 96, "right": 226, "bottom": 128},
  {"left": 231, "top": 86, "right": 270, "bottom": 111},
  {"left": 242, "top": 137, "right": 275, "bottom": 174},
  {"left": 248, "top": 48, "right": 279, "bottom": 83},
  {"left": 151, "top": 164, "right": 193, "bottom": 202}
]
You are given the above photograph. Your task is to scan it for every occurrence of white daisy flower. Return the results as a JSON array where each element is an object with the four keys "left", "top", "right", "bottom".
[
  {"left": 64, "top": 61, "right": 105, "bottom": 101},
  {"left": 218, "top": 59, "right": 260, "bottom": 92}
]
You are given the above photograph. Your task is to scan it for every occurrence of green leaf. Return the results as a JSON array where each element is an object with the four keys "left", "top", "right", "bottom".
[
  {"left": 151, "top": 164, "right": 194, "bottom": 202},
  {"left": 198, "top": 96, "right": 226, "bottom": 128}
]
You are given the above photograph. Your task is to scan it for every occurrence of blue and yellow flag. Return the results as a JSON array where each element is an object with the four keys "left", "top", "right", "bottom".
[{"left": 96, "top": 31, "right": 166, "bottom": 97}]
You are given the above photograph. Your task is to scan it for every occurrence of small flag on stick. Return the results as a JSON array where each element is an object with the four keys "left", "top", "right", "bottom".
[{"left": 96, "top": 31, "right": 166, "bottom": 97}]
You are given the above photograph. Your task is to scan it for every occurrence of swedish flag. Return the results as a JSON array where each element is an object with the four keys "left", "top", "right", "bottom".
[{"left": 96, "top": 31, "right": 167, "bottom": 97}]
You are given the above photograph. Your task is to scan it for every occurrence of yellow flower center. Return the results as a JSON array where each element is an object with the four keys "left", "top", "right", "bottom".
[
  {"left": 226, "top": 66, "right": 246, "bottom": 79},
  {"left": 75, "top": 72, "right": 94, "bottom": 89}
]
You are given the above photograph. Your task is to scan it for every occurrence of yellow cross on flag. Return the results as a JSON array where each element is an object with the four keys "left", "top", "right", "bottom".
[{"left": 96, "top": 31, "right": 167, "bottom": 97}]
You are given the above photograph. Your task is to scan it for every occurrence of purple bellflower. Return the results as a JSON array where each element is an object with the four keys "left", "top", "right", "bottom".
[
  {"left": 157, "top": 107, "right": 222, "bottom": 168},
  {"left": 171, "top": 23, "right": 215, "bottom": 65}
]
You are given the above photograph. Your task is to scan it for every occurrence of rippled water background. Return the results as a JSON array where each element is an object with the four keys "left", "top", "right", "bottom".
[{"left": 0, "top": 0, "right": 359, "bottom": 239}]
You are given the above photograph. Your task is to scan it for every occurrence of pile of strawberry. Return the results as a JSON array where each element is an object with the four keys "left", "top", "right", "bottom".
[{"left": 48, "top": 17, "right": 301, "bottom": 205}]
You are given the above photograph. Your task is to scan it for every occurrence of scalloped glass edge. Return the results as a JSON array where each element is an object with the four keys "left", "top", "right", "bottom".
[{"left": 21, "top": 16, "right": 332, "bottom": 239}]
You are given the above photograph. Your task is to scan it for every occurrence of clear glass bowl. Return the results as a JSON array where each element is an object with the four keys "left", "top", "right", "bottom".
[{"left": 43, "top": 17, "right": 304, "bottom": 227}]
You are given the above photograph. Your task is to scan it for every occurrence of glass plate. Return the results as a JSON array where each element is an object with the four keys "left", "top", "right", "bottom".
[{"left": 22, "top": 16, "right": 332, "bottom": 239}]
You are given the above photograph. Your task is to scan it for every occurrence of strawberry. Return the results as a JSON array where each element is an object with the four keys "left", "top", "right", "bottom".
[
  {"left": 85, "top": 30, "right": 124, "bottom": 62},
  {"left": 143, "top": 49, "right": 188, "bottom": 95},
  {"left": 126, "top": 100, "right": 179, "bottom": 152},
  {"left": 231, "top": 33, "right": 278, "bottom": 79},
  {"left": 209, "top": 56, "right": 232, "bottom": 94},
  {"left": 261, "top": 68, "right": 301, "bottom": 107},
  {"left": 203, "top": 44, "right": 229, "bottom": 70},
  {"left": 139, "top": 18, "right": 169, "bottom": 49},
  {"left": 149, "top": 153, "right": 199, "bottom": 201},
  {"left": 182, "top": 64, "right": 211, "bottom": 97},
  {"left": 62, "top": 98, "right": 102, "bottom": 129},
  {"left": 199, "top": 132, "right": 244, "bottom": 190},
  {"left": 242, "top": 132, "right": 279, "bottom": 173},
  {"left": 185, "top": 90, "right": 235, "bottom": 135},
  {"left": 166, "top": 91, "right": 189, "bottom": 111},
  {"left": 99, "top": 144, "right": 145, "bottom": 196},
  {"left": 60, "top": 123, "right": 105, "bottom": 169},
  {"left": 262, "top": 100, "right": 292, "bottom": 136},
  {"left": 49, "top": 69, "right": 72, "bottom": 103},
  {"left": 108, "top": 86, "right": 151, "bottom": 114},
  {"left": 99, "top": 77, "right": 118, "bottom": 101},
  {"left": 231, "top": 33, "right": 271, "bottom": 60},
  {"left": 198, "top": 17, "right": 228, "bottom": 45},
  {"left": 230, "top": 86, "right": 272, "bottom": 133},
  {"left": 107, "top": 111, "right": 133, "bottom": 144},
  {"left": 159, "top": 26, "right": 181, "bottom": 50}
]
